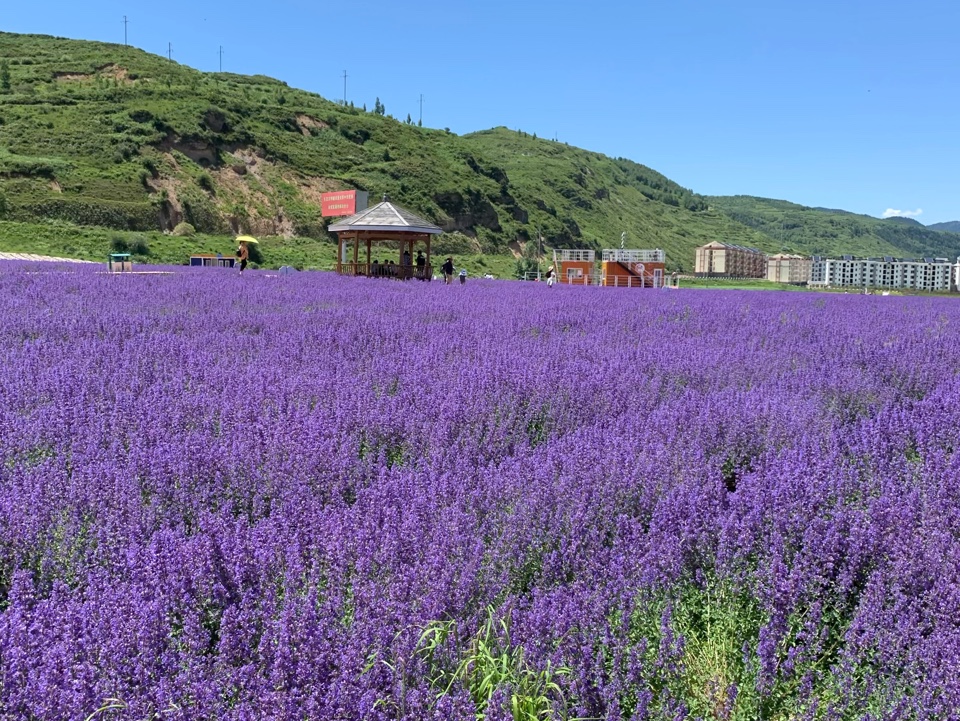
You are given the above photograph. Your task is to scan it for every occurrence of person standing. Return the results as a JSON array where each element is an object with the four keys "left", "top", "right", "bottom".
[
  {"left": 459, "top": 267, "right": 467, "bottom": 285},
  {"left": 237, "top": 241, "right": 249, "bottom": 275},
  {"left": 441, "top": 256, "right": 454, "bottom": 285},
  {"left": 546, "top": 266, "right": 555, "bottom": 287}
]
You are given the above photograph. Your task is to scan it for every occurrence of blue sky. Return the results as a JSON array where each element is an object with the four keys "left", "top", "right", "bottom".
[{"left": 6, "top": 0, "right": 959, "bottom": 222}]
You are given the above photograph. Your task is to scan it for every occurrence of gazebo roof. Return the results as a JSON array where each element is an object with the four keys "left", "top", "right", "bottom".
[{"left": 328, "top": 200, "right": 442, "bottom": 235}]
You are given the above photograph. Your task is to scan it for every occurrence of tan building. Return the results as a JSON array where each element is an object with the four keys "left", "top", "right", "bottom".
[
  {"left": 767, "top": 254, "right": 812, "bottom": 284},
  {"left": 695, "top": 242, "right": 766, "bottom": 278}
]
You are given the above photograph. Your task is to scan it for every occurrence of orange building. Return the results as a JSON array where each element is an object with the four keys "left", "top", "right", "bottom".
[
  {"left": 601, "top": 249, "right": 666, "bottom": 288},
  {"left": 555, "top": 249, "right": 597, "bottom": 285}
]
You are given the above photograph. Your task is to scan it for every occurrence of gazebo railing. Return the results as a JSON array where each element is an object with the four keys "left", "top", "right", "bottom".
[{"left": 338, "top": 262, "right": 433, "bottom": 280}]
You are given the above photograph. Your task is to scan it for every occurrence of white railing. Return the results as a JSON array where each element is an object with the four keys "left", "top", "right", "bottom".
[
  {"left": 602, "top": 249, "right": 665, "bottom": 263},
  {"left": 556, "top": 249, "right": 596, "bottom": 262}
]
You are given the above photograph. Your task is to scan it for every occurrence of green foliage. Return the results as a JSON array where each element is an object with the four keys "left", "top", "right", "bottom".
[
  {"left": 0, "top": 149, "right": 70, "bottom": 178},
  {"left": 0, "top": 60, "right": 10, "bottom": 93},
  {"left": 408, "top": 606, "right": 572, "bottom": 720},
  {"left": 172, "top": 221, "right": 195, "bottom": 237},
  {"left": 196, "top": 172, "right": 215, "bottom": 193},
  {"left": 109, "top": 235, "right": 129, "bottom": 252},
  {"left": 128, "top": 234, "right": 150, "bottom": 255},
  {"left": 709, "top": 195, "right": 960, "bottom": 260}
]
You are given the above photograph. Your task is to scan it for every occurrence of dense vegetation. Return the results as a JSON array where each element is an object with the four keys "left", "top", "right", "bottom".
[
  {"left": 4, "top": 267, "right": 960, "bottom": 718},
  {"left": 709, "top": 195, "right": 960, "bottom": 260},
  {"left": 0, "top": 32, "right": 958, "bottom": 272}
]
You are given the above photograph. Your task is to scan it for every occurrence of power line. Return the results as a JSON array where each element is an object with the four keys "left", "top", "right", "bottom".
[
  {"left": 219, "top": 45, "right": 224, "bottom": 72},
  {"left": 419, "top": 93, "right": 424, "bottom": 125},
  {"left": 168, "top": 42, "right": 172, "bottom": 61},
  {"left": 342, "top": 69, "right": 347, "bottom": 105},
  {"left": 122, "top": 16, "right": 129, "bottom": 46}
]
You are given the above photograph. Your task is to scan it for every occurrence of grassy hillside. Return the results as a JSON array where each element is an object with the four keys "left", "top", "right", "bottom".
[
  {"left": 1, "top": 32, "right": 955, "bottom": 272},
  {"left": 710, "top": 195, "right": 960, "bottom": 260},
  {"left": 929, "top": 221, "right": 960, "bottom": 233},
  {"left": 0, "top": 32, "right": 776, "bottom": 271}
]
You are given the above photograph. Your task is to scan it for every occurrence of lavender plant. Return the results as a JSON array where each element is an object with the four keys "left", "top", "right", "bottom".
[{"left": 1, "top": 262, "right": 959, "bottom": 719}]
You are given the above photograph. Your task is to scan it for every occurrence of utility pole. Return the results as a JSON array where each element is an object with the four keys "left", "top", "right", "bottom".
[
  {"left": 122, "top": 16, "right": 129, "bottom": 46},
  {"left": 168, "top": 42, "right": 172, "bottom": 61},
  {"left": 419, "top": 94, "right": 424, "bottom": 125},
  {"left": 342, "top": 70, "right": 347, "bottom": 105},
  {"left": 219, "top": 46, "right": 224, "bottom": 72}
]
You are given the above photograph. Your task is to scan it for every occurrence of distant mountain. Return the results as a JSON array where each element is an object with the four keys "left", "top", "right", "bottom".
[
  {"left": 883, "top": 216, "right": 924, "bottom": 227},
  {"left": 928, "top": 221, "right": 960, "bottom": 233},
  {"left": 708, "top": 196, "right": 960, "bottom": 260},
  {"left": 812, "top": 207, "right": 856, "bottom": 216}
]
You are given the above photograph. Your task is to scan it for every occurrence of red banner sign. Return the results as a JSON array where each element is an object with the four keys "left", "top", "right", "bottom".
[{"left": 322, "top": 190, "right": 364, "bottom": 217}]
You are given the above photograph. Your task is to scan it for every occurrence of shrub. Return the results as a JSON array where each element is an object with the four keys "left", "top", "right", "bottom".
[
  {"left": 110, "top": 235, "right": 130, "bottom": 253},
  {"left": 197, "top": 173, "right": 215, "bottom": 193},
  {"left": 172, "top": 222, "right": 196, "bottom": 237},
  {"left": 129, "top": 235, "right": 150, "bottom": 256}
]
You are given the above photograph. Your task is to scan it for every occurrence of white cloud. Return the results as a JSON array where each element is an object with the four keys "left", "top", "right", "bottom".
[{"left": 882, "top": 208, "right": 923, "bottom": 219}]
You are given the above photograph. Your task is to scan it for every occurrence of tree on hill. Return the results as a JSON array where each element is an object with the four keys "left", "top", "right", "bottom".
[
  {"left": 0, "top": 61, "right": 10, "bottom": 93},
  {"left": 374, "top": 97, "right": 385, "bottom": 115}
]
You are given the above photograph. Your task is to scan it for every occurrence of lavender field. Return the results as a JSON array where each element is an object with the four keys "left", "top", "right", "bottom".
[{"left": 2, "top": 264, "right": 959, "bottom": 720}]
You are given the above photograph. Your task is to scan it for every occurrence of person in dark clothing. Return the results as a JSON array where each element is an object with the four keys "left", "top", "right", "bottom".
[
  {"left": 441, "top": 257, "right": 454, "bottom": 285},
  {"left": 237, "top": 242, "right": 249, "bottom": 275}
]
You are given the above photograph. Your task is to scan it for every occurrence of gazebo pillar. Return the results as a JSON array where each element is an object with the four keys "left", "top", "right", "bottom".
[
  {"left": 366, "top": 237, "right": 372, "bottom": 275},
  {"left": 352, "top": 233, "right": 359, "bottom": 274}
]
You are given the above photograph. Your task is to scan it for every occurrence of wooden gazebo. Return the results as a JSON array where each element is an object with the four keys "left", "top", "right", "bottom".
[{"left": 329, "top": 198, "right": 443, "bottom": 280}]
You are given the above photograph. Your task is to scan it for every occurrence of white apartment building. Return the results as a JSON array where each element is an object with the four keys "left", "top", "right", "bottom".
[{"left": 809, "top": 256, "right": 954, "bottom": 291}]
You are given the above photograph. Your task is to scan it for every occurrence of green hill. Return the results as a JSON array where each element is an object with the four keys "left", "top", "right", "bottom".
[
  {"left": 0, "top": 32, "right": 776, "bottom": 271},
  {"left": 708, "top": 196, "right": 960, "bottom": 260},
  {"left": 928, "top": 221, "right": 960, "bottom": 234},
  {"left": 0, "top": 32, "right": 956, "bottom": 272}
]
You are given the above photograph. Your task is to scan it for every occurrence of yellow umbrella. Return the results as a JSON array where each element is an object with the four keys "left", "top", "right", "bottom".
[{"left": 236, "top": 235, "right": 260, "bottom": 244}]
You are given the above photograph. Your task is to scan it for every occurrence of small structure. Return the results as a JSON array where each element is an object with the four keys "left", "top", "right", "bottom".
[
  {"left": 602, "top": 249, "right": 666, "bottom": 288},
  {"left": 555, "top": 249, "right": 596, "bottom": 285},
  {"left": 329, "top": 197, "right": 443, "bottom": 280},
  {"left": 190, "top": 253, "right": 236, "bottom": 268},
  {"left": 108, "top": 253, "right": 132, "bottom": 273}
]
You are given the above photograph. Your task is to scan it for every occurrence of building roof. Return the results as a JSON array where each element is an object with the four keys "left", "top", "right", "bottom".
[
  {"left": 698, "top": 242, "right": 764, "bottom": 254},
  {"left": 328, "top": 200, "right": 442, "bottom": 234}
]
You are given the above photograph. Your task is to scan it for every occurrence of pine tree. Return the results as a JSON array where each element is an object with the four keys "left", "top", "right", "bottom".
[
  {"left": 0, "top": 61, "right": 10, "bottom": 93},
  {"left": 405, "top": 113, "right": 412, "bottom": 124},
  {"left": 362, "top": 103, "right": 367, "bottom": 112}
]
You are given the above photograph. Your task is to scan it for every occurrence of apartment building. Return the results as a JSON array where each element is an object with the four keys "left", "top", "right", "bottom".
[
  {"left": 767, "top": 254, "right": 812, "bottom": 284},
  {"left": 694, "top": 242, "right": 766, "bottom": 278},
  {"left": 809, "top": 256, "right": 954, "bottom": 291}
]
